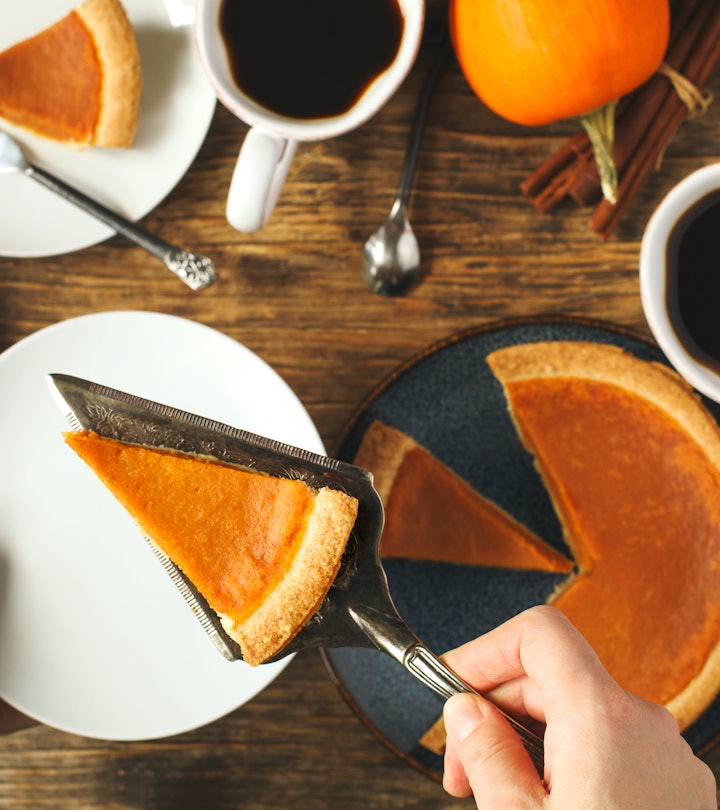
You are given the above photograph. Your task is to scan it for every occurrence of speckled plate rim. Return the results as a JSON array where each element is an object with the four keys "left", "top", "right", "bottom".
[{"left": 320, "top": 314, "right": 720, "bottom": 782}]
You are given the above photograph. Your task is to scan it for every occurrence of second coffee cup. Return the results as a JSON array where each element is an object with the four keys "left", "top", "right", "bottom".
[{"left": 195, "top": 0, "right": 425, "bottom": 233}]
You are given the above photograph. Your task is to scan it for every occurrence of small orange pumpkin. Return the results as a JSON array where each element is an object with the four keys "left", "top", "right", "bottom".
[{"left": 449, "top": 0, "right": 670, "bottom": 201}]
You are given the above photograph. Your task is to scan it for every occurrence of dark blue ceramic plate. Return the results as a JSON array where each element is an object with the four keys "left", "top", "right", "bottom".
[{"left": 321, "top": 316, "right": 720, "bottom": 781}]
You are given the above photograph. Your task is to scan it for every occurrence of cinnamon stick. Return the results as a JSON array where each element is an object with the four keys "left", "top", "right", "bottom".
[
  {"left": 519, "top": 134, "right": 593, "bottom": 214},
  {"left": 570, "top": 0, "right": 717, "bottom": 209},
  {"left": 523, "top": 0, "right": 703, "bottom": 210},
  {"left": 592, "top": 3, "right": 720, "bottom": 238},
  {"left": 566, "top": 0, "right": 707, "bottom": 202},
  {"left": 520, "top": 131, "right": 588, "bottom": 199},
  {"left": 520, "top": 0, "right": 720, "bottom": 236}
]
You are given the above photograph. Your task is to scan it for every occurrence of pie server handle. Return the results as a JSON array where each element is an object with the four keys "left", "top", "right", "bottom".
[{"left": 348, "top": 603, "right": 545, "bottom": 777}]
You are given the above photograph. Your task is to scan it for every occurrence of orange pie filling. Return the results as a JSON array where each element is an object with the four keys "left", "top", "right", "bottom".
[
  {"left": 65, "top": 430, "right": 359, "bottom": 665},
  {"left": 0, "top": 13, "right": 102, "bottom": 143},
  {"left": 0, "top": 0, "right": 141, "bottom": 148},
  {"left": 372, "top": 436, "right": 572, "bottom": 573},
  {"left": 483, "top": 337, "right": 720, "bottom": 731},
  {"left": 506, "top": 377, "right": 720, "bottom": 708}
]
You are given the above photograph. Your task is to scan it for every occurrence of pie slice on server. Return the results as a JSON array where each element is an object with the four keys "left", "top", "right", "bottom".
[
  {"left": 65, "top": 430, "right": 359, "bottom": 666},
  {"left": 0, "top": 0, "right": 141, "bottom": 148},
  {"left": 488, "top": 341, "right": 720, "bottom": 730}
]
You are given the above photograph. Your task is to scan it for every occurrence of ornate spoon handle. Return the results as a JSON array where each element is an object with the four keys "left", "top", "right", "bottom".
[{"left": 25, "top": 163, "right": 216, "bottom": 291}]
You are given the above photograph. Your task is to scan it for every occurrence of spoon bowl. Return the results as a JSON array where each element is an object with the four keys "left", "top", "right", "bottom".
[{"left": 362, "top": 199, "right": 420, "bottom": 295}]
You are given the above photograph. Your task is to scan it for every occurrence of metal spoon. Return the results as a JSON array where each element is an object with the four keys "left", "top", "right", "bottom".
[
  {"left": 0, "top": 131, "right": 215, "bottom": 290},
  {"left": 362, "top": 39, "right": 450, "bottom": 296}
]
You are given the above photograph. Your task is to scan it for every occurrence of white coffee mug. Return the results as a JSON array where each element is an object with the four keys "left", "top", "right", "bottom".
[
  {"left": 640, "top": 162, "right": 720, "bottom": 403},
  {"left": 195, "top": 0, "right": 425, "bottom": 233}
]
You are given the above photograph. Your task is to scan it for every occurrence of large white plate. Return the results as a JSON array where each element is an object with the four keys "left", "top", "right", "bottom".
[
  {"left": 0, "top": 311, "right": 325, "bottom": 740},
  {"left": 0, "top": 0, "right": 216, "bottom": 258}
]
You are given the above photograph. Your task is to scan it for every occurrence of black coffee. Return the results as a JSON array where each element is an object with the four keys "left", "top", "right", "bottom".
[
  {"left": 218, "top": 0, "right": 404, "bottom": 120},
  {"left": 665, "top": 189, "right": 720, "bottom": 373}
]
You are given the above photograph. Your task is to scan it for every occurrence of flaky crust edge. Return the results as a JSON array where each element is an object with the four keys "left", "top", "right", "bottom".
[
  {"left": 76, "top": 0, "right": 141, "bottom": 148},
  {"left": 487, "top": 340, "right": 720, "bottom": 470},
  {"left": 487, "top": 340, "right": 720, "bottom": 729},
  {"left": 219, "top": 487, "right": 359, "bottom": 666},
  {"left": 352, "top": 420, "right": 418, "bottom": 503}
]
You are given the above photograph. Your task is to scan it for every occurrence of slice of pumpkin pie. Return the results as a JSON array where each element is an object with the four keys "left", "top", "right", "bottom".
[
  {"left": 0, "top": 0, "right": 141, "bottom": 148},
  {"left": 488, "top": 340, "right": 720, "bottom": 730},
  {"left": 354, "top": 420, "right": 572, "bottom": 573},
  {"left": 65, "top": 430, "right": 359, "bottom": 666}
]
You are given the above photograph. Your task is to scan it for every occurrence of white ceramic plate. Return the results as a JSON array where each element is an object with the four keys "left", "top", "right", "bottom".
[
  {"left": 0, "top": 0, "right": 216, "bottom": 258},
  {"left": 0, "top": 311, "right": 325, "bottom": 740}
]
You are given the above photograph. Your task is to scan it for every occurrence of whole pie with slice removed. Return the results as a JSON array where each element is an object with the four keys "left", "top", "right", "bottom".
[
  {"left": 64, "top": 430, "right": 359, "bottom": 666},
  {"left": 353, "top": 420, "right": 572, "bottom": 573},
  {"left": 0, "top": 0, "right": 141, "bottom": 148},
  {"left": 488, "top": 341, "right": 720, "bottom": 730}
]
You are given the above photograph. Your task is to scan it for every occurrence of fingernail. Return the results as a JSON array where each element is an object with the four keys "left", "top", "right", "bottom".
[{"left": 444, "top": 693, "right": 484, "bottom": 743}]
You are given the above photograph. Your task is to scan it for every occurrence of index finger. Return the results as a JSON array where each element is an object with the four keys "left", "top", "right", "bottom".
[{"left": 443, "top": 606, "right": 622, "bottom": 719}]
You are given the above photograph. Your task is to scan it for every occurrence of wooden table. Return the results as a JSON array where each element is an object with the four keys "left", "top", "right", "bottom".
[{"left": 0, "top": 39, "right": 719, "bottom": 809}]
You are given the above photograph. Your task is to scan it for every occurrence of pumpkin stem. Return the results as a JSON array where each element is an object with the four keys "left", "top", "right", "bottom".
[{"left": 580, "top": 102, "right": 618, "bottom": 205}]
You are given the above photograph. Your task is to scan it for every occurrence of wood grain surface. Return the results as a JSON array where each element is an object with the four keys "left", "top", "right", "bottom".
[{"left": 0, "top": 34, "right": 719, "bottom": 810}]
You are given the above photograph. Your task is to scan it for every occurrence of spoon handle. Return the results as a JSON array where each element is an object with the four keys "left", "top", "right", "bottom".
[
  {"left": 396, "top": 38, "right": 452, "bottom": 210},
  {"left": 25, "top": 163, "right": 216, "bottom": 291}
]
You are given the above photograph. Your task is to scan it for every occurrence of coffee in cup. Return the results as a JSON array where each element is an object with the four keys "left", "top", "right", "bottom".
[
  {"left": 640, "top": 162, "right": 720, "bottom": 403},
  {"left": 195, "top": 0, "right": 425, "bottom": 232}
]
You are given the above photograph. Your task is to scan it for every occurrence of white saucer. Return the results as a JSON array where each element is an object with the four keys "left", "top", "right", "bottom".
[
  {"left": 0, "top": 311, "right": 324, "bottom": 740},
  {"left": 0, "top": 0, "right": 216, "bottom": 257}
]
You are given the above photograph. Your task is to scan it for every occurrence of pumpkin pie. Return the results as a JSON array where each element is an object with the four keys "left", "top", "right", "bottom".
[
  {"left": 0, "top": 0, "right": 141, "bottom": 148},
  {"left": 488, "top": 341, "right": 720, "bottom": 730},
  {"left": 65, "top": 430, "right": 359, "bottom": 666},
  {"left": 353, "top": 420, "right": 572, "bottom": 573}
]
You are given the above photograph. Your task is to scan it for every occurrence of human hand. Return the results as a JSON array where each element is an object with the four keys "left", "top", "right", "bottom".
[{"left": 442, "top": 606, "right": 717, "bottom": 809}]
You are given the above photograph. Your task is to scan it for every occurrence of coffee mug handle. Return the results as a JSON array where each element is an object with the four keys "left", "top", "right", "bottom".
[{"left": 226, "top": 128, "right": 298, "bottom": 232}]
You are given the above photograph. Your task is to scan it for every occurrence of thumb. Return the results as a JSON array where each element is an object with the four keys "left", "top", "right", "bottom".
[{"left": 443, "top": 693, "right": 546, "bottom": 806}]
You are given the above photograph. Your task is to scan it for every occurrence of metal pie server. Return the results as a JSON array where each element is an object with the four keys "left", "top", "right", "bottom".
[{"left": 48, "top": 373, "right": 544, "bottom": 773}]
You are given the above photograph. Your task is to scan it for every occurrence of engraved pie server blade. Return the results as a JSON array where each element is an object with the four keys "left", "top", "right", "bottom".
[
  {"left": 0, "top": 131, "right": 215, "bottom": 291},
  {"left": 48, "top": 373, "right": 544, "bottom": 774}
]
